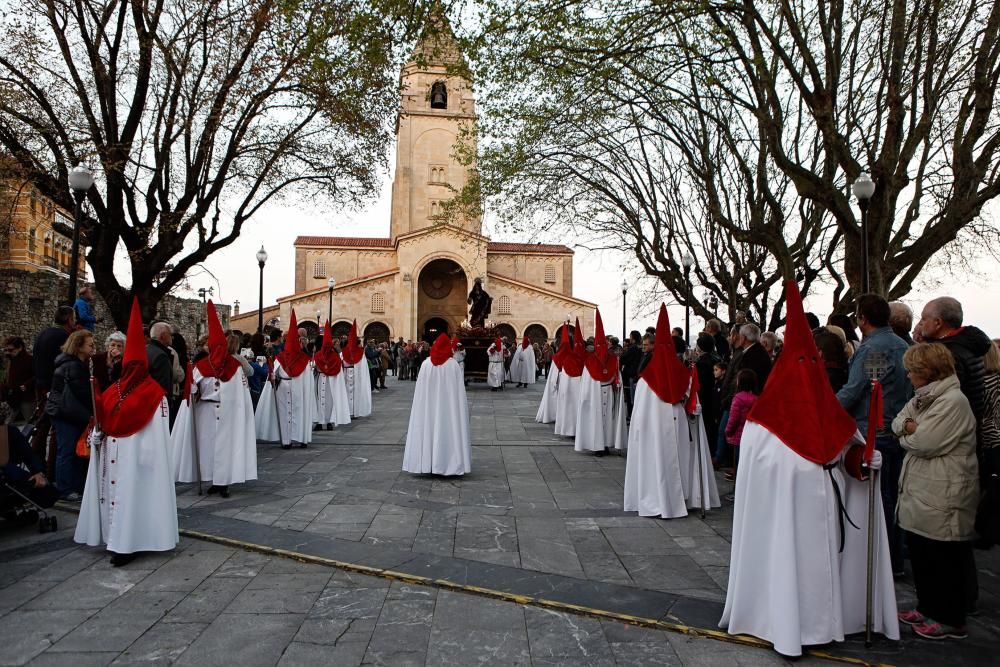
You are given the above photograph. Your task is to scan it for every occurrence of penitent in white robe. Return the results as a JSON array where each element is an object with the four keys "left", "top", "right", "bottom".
[
  {"left": 509, "top": 345, "right": 537, "bottom": 385},
  {"left": 402, "top": 357, "right": 471, "bottom": 476},
  {"left": 255, "top": 361, "right": 315, "bottom": 446},
  {"left": 487, "top": 347, "right": 505, "bottom": 388},
  {"left": 315, "top": 370, "right": 352, "bottom": 427},
  {"left": 172, "top": 367, "right": 258, "bottom": 485},
  {"left": 75, "top": 397, "right": 179, "bottom": 554},
  {"left": 679, "top": 409, "right": 720, "bottom": 512},
  {"left": 623, "top": 379, "right": 690, "bottom": 518},
  {"left": 341, "top": 356, "right": 372, "bottom": 418},
  {"left": 553, "top": 373, "right": 582, "bottom": 437},
  {"left": 535, "top": 363, "right": 559, "bottom": 423},
  {"left": 719, "top": 422, "right": 899, "bottom": 657},
  {"left": 574, "top": 371, "right": 627, "bottom": 453}
]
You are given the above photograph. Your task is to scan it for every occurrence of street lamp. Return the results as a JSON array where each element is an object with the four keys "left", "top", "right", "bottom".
[
  {"left": 681, "top": 253, "right": 695, "bottom": 345},
  {"left": 256, "top": 245, "right": 268, "bottom": 333},
  {"left": 704, "top": 289, "right": 719, "bottom": 318},
  {"left": 67, "top": 165, "right": 94, "bottom": 305},
  {"left": 197, "top": 286, "right": 213, "bottom": 338},
  {"left": 620, "top": 280, "right": 628, "bottom": 342},
  {"left": 852, "top": 172, "right": 875, "bottom": 294},
  {"left": 327, "top": 277, "right": 336, "bottom": 325}
]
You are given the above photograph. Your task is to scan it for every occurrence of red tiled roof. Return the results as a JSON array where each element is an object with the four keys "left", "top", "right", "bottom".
[
  {"left": 294, "top": 236, "right": 393, "bottom": 247},
  {"left": 486, "top": 242, "right": 572, "bottom": 253}
]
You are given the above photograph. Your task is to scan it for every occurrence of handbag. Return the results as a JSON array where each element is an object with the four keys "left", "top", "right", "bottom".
[{"left": 75, "top": 417, "right": 95, "bottom": 458}]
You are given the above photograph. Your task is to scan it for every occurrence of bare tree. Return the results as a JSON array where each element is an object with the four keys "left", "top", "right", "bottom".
[{"left": 0, "top": 0, "right": 425, "bottom": 326}]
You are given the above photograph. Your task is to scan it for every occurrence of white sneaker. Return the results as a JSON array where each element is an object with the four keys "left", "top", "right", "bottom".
[{"left": 373, "top": 389, "right": 380, "bottom": 393}]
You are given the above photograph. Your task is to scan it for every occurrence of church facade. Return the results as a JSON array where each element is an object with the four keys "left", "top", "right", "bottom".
[{"left": 232, "top": 9, "right": 595, "bottom": 343}]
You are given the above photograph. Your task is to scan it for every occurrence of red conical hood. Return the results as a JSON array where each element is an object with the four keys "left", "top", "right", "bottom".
[
  {"left": 430, "top": 332, "right": 453, "bottom": 365},
  {"left": 562, "top": 317, "right": 586, "bottom": 377},
  {"left": 586, "top": 309, "right": 618, "bottom": 383},
  {"left": 639, "top": 304, "right": 689, "bottom": 404},
  {"left": 552, "top": 324, "right": 572, "bottom": 370},
  {"left": 197, "top": 300, "right": 240, "bottom": 381},
  {"left": 748, "top": 280, "right": 857, "bottom": 465},
  {"left": 314, "top": 319, "right": 342, "bottom": 376},
  {"left": 275, "top": 309, "right": 309, "bottom": 377},
  {"left": 521, "top": 335, "right": 530, "bottom": 350},
  {"left": 493, "top": 336, "right": 502, "bottom": 352},
  {"left": 342, "top": 319, "right": 364, "bottom": 364},
  {"left": 98, "top": 296, "right": 165, "bottom": 437}
]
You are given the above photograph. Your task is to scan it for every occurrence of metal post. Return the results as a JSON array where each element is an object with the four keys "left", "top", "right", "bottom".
[
  {"left": 621, "top": 288, "right": 627, "bottom": 342},
  {"left": 684, "top": 266, "right": 691, "bottom": 345},
  {"left": 67, "top": 191, "right": 85, "bottom": 305},
  {"left": 859, "top": 199, "right": 870, "bottom": 294},
  {"left": 328, "top": 287, "right": 333, "bottom": 325}
]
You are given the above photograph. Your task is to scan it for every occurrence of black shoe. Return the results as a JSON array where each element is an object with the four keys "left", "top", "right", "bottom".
[
  {"left": 281, "top": 444, "right": 291, "bottom": 450},
  {"left": 594, "top": 449, "right": 607, "bottom": 457},
  {"left": 326, "top": 424, "right": 333, "bottom": 431},
  {"left": 219, "top": 486, "right": 230, "bottom": 499},
  {"left": 110, "top": 552, "right": 137, "bottom": 567},
  {"left": 207, "top": 485, "right": 219, "bottom": 495},
  {"left": 300, "top": 443, "right": 308, "bottom": 448},
  {"left": 313, "top": 423, "right": 322, "bottom": 431}
]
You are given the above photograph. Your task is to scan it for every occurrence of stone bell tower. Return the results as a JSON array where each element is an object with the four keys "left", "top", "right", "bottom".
[{"left": 388, "top": 4, "right": 480, "bottom": 240}]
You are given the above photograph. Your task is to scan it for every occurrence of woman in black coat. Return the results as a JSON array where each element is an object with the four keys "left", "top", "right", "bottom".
[{"left": 45, "top": 330, "right": 95, "bottom": 499}]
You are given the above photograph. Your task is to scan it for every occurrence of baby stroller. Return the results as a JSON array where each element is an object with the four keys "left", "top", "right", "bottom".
[{"left": 1, "top": 423, "right": 59, "bottom": 533}]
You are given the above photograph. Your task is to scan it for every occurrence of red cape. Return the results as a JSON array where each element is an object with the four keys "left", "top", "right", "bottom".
[
  {"left": 430, "top": 333, "right": 453, "bottom": 365},
  {"left": 314, "top": 319, "right": 342, "bottom": 376},
  {"left": 639, "top": 304, "right": 689, "bottom": 404},
  {"left": 342, "top": 320, "right": 364, "bottom": 365},
  {"left": 275, "top": 309, "right": 310, "bottom": 378},
  {"left": 195, "top": 299, "right": 240, "bottom": 382},
  {"left": 585, "top": 310, "right": 619, "bottom": 383}
]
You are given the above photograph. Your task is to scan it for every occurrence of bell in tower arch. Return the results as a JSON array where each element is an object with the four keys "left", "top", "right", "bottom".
[{"left": 430, "top": 81, "right": 448, "bottom": 109}]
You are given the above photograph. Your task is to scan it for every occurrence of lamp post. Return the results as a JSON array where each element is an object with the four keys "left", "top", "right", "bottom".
[
  {"left": 197, "top": 286, "right": 213, "bottom": 339},
  {"left": 67, "top": 165, "right": 94, "bottom": 305},
  {"left": 852, "top": 172, "right": 875, "bottom": 294},
  {"left": 704, "top": 289, "right": 718, "bottom": 318},
  {"left": 681, "top": 253, "right": 694, "bottom": 346},
  {"left": 327, "top": 277, "right": 336, "bottom": 326},
  {"left": 256, "top": 245, "right": 268, "bottom": 333},
  {"left": 620, "top": 280, "right": 628, "bottom": 342}
]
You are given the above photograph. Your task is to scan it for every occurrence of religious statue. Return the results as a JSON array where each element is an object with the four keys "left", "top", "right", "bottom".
[{"left": 467, "top": 278, "right": 492, "bottom": 328}]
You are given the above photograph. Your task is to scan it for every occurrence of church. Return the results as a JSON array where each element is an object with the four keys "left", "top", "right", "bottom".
[{"left": 232, "top": 8, "right": 595, "bottom": 344}]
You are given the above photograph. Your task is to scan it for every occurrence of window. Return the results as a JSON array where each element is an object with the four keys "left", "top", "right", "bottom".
[
  {"left": 27, "top": 228, "right": 36, "bottom": 254},
  {"left": 371, "top": 292, "right": 386, "bottom": 313},
  {"left": 429, "top": 165, "right": 448, "bottom": 184},
  {"left": 313, "top": 259, "right": 326, "bottom": 278},
  {"left": 430, "top": 81, "right": 448, "bottom": 109},
  {"left": 429, "top": 199, "right": 444, "bottom": 219},
  {"left": 498, "top": 295, "right": 511, "bottom": 315},
  {"left": 544, "top": 265, "right": 557, "bottom": 284}
]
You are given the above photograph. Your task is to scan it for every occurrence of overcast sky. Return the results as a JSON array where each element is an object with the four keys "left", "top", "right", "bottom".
[{"left": 194, "top": 166, "right": 1000, "bottom": 343}]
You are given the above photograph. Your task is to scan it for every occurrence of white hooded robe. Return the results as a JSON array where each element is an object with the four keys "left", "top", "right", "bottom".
[
  {"left": 402, "top": 357, "right": 471, "bottom": 476},
  {"left": 255, "top": 360, "right": 315, "bottom": 446},
  {"left": 509, "top": 344, "right": 537, "bottom": 385},
  {"left": 315, "top": 369, "right": 352, "bottom": 427},
  {"left": 487, "top": 345, "right": 505, "bottom": 388},
  {"left": 535, "top": 363, "right": 559, "bottom": 423},
  {"left": 342, "top": 355, "right": 372, "bottom": 418},
  {"left": 75, "top": 397, "right": 179, "bottom": 554},
  {"left": 172, "top": 366, "right": 258, "bottom": 485},
  {"left": 574, "top": 370, "right": 627, "bottom": 452}
]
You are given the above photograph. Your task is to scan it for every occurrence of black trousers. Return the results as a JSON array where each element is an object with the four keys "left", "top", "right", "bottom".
[{"left": 906, "top": 531, "right": 974, "bottom": 627}]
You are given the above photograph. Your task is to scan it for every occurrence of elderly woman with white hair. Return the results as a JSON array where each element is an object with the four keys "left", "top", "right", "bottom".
[{"left": 92, "top": 330, "right": 126, "bottom": 390}]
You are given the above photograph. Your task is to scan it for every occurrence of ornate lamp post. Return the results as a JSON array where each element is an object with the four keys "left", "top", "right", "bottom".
[
  {"left": 681, "top": 253, "right": 695, "bottom": 345},
  {"left": 256, "top": 245, "right": 268, "bottom": 333},
  {"left": 620, "top": 280, "right": 628, "bottom": 342},
  {"left": 67, "top": 165, "right": 94, "bottom": 305},
  {"left": 852, "top": 172, "right": 875, "bottom": 294},
  {"left": 327, "top": 277, "right": 336, "bottom": 326}
]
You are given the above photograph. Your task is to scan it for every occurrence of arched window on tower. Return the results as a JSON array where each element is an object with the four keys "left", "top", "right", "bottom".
[{"left": 430, "top": 81, "right": 448, "bottom": 109}]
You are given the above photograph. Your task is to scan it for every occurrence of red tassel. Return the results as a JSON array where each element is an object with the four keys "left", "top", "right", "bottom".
[
  {"left": 183, "top": 361, "right": 194, "bottom": 403},
  {"left": 864, "top": 380, "right": 884, "bottom": 463},
  {"left": 685, "top": 366, "right": 699, "bottom": 415}
]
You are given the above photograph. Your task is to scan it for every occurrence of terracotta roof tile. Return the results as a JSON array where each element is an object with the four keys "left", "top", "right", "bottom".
[{"left": 294, "top": 236, "right": 393, "bottom": 247}]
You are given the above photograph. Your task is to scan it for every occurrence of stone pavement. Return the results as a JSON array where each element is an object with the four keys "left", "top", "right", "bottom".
[
  {"left": 1, "top": 511, "right": 818, "bottom": 666},
  {"left": 2, "top": 374, "right": 998, "bottom": 665}
]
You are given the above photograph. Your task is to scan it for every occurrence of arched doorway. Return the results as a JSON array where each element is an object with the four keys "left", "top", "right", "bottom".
[
  {"left": 553, "top": 324, "right": 576, "bottom": 344},
  {"left": 363, "top": 321, "right": 390, "bottom": 344},
  {"left": 331, "top": 320, "right": 351, "bottom": 340},
  {"left": 417, "top": 258, "right": 467, "bottom": 338},
  {"left": 495, "top": 323, "right": 517, "bottom": 342},
  {"left": 524, "top": 324, "right": 548, "bottom": 345},
  {"left": 299, "top": 321, "right": 319, "bottom": 336},
  {"left": 422, "top": 317, "right": 449, "bottom": 344}
]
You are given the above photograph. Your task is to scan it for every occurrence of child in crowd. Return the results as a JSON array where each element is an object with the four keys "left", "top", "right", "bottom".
[{"left": 724, "top": 369, "right": 758, "bottom": 481}]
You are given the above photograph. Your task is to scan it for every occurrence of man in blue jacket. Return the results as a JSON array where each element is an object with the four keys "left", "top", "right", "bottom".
[{"left": 73, "top": 286, "right": 100, "bottom": 332}]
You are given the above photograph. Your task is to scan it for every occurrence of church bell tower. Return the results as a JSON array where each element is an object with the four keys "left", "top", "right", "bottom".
[{"left": 388, "top": 4, "right": 480, "bottom": 239}]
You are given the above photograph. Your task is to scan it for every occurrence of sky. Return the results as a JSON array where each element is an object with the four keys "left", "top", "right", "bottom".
[{"left": 193, "top": 166, "right": 1000, "bottom": 343}]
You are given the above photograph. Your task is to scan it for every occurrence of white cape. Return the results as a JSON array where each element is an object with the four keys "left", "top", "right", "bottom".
[
  {"left": 315, "top": 370, "right": 352, "bottom": 427},
  {"left": 75, "top": 397, "right": 179, "bottom": 554},
  {"left": 623, "top": 379, "right": 689, "bottom": 518},
  {"left": 574, "top": 371, "right": 627, "bottom": 452},
  {"left": 342, "top": 356, "right": 372, "bottom": 418},
  {"left": 680, "top": 411, "right": 720, "bottom": 511},
  {"left": 487, "top": 347, "right": 505, "bottom": 388},
  {"left": 719, "top": 422, "right": 899, "bottom": 657},
  {"left": 509, "top": 345, "right": 536, "bottom": 384},
  {"left": 535, "top": 363, "right": 559, "bottom": 423},
  {"left": 553, "top": 373, "right": 582, "bottom": 437},
  {"left": 402, "top": 357, "right": 471, "bottom": 476},
  {"left": 172, "top": 367, "right": 258, "bottom": 485},
  {"left": 255, "top": 361, "right": 315, "bottom": 445}
]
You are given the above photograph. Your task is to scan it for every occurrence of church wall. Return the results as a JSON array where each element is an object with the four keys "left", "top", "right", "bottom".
[
  {"left": 280, "top": 273, "right": 399, "bottom": 341},
  {"left": 296, "top": 248, "right": 396, "bottom": 293},
  {"left": 486, "top": 276, "right": 594, "bottom": 343},
  {"left": 486, "top": 253, "right": 573, "bottom": 296}
]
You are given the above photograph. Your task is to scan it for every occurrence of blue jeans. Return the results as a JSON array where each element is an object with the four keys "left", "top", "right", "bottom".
[
  {"left": 53, "top": 418, "right": 86, "bottom": 497},
  {"left": 715, "top": 409, "right": 730, "bottom": 464}
]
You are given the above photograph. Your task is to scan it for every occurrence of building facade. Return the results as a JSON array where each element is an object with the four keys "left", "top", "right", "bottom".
[
  {"left": 0, "top": 181, "right": 86, "bottom": 278},
  {"left": 230, "top": 8, "right": 595, "bottom": 343}
]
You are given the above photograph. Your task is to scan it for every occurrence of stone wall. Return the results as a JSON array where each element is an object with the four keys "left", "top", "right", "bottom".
[{"left": 0, "top": 269, "right": 230, "bottom": 351}]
